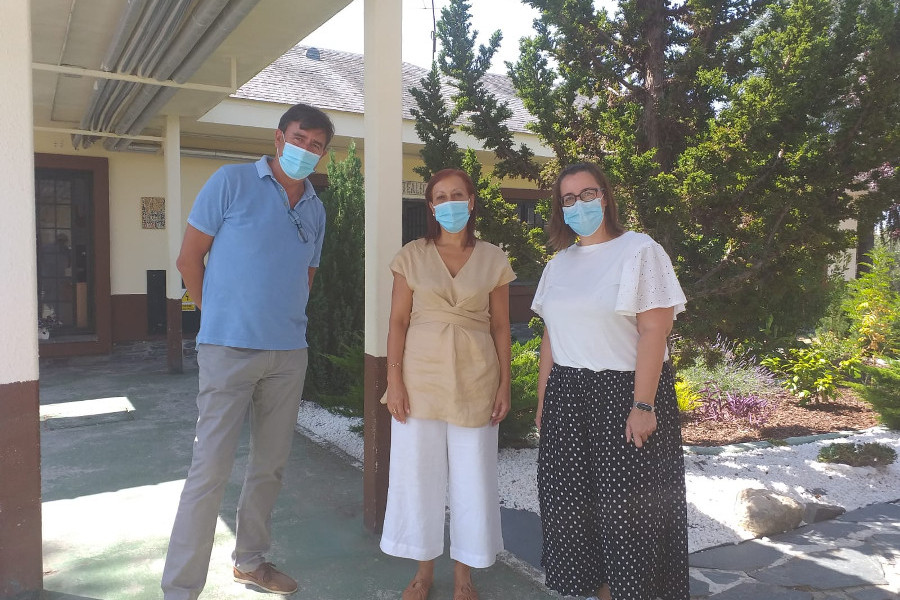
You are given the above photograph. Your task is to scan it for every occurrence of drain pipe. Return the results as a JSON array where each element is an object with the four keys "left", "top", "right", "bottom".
[{"left": 106, "top": 0, "right": 260, "bottom": 152}]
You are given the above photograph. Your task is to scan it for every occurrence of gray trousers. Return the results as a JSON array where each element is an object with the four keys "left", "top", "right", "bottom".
[{"left": 161, "top": 344, "right": 308, "bottom": 600}]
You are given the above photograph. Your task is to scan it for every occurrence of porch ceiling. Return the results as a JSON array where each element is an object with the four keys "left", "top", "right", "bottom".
[{"left": 31, "top": 0, "right": 353, "bottom": 150}]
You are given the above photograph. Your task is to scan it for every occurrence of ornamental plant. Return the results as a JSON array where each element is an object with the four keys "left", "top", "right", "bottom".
[
  {"left": 501, "top": 336, "right": 542, "bottom": 448},
  {"left": 849, "top": 360, "right": 900, "bottom": 429},
  {"left": 817, "top": 442, "right": 897, "bottom": 467},
  {"left": 761, "top": 347, "right": 839, "bottom": 406},
  {"left": 843, "top": 245, "right": 900, "bottom": 357},
  {"left": 694, "top": 383, "right": 774, "bottom": 426}
]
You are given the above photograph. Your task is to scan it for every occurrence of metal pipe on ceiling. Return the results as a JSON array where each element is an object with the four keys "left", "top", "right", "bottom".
[
  {"left": 138, "top": 0, "right": 194, "bottom": 78},
  {"left": 99, "top": 0, "right": 178, "bottom": 132},
  {"left": 106, "top": 0, "right": 261, "bottom": 152},
  {"left": 74, "top": 0, "right": 143, "bottom": 148},
  {"left": 104, "top": 0, "right": 235, "bottom": 151}
]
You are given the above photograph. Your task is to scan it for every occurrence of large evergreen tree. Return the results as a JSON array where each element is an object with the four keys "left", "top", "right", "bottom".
[
  {"left": 510, "top": 0, "right": 900, "bottom": 341},
  {"left": 410, "top": 0, "right": 549, "bottom": 279}
]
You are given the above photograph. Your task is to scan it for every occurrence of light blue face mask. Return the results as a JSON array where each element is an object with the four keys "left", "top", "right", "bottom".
[
  {"left": 433, "top": 200, "right": 471, "bottom": 233},
  {"left": 563, "top": 198, "right": 605, "bottom": 238},
  {"left": 279, "top": 140, "right": 320, "bottom": 180}
]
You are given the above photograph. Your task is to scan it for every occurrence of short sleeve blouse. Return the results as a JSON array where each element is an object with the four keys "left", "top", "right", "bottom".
[
  {"left": 531, "top": 231, "right": 686, "bottom": 371},
  {"left": 387, "top": 239, "right": 516, "bottom": 427}
]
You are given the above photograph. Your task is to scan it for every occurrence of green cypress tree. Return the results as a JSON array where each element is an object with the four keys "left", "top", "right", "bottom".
[
  {"left": 305, "top": 143, "right": 365, "bottom": 400},
  {"left": 409, "top": 0, "right": 549, "bottom": 279},
  {"left": 410, "top": 64, "right": 463, "bottom": 180}
]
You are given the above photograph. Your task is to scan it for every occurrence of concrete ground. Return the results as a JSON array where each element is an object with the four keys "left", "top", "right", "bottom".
[
  {"left": 36, "top": 341, "right": 900, "bottom": 600},
  {"left": 37, "top": 342, "right": 552, "bottom": 600}
]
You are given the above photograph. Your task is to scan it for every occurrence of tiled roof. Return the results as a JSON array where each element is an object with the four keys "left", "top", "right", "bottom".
[{"left": 233, "top": 45, "right": 534, "bottom": 134}]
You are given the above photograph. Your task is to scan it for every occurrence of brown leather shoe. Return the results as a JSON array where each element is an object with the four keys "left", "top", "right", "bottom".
[{"left": 233, "top": 562, "right": 298, "bottom": 595}]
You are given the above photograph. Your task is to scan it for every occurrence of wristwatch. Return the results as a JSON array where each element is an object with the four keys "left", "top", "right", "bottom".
[{"left": 633, "top": 401, "right": 655, "bottom": 413}]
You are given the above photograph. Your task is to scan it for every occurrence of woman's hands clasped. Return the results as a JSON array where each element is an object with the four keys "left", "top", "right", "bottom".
[
  {"left": 625, "top": 408, "right": 657, "bottom": 448},
  {"left": 386, "top": 381, "right": 411, "bottom": 424}
]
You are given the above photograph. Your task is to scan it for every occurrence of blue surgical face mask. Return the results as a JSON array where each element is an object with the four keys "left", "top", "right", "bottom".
[
  {"left": 433, "top": 200, "right": 471, "bottom": 234},
  {"left": 563, "top": 198, "right": 605, "bottom": 238},
  {"left": 279, "top": 140, "right": 320, "bottom": 180}
]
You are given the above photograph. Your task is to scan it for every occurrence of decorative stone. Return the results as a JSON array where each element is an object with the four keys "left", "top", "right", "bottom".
[
  {"left": 803, "top": 502, "right": 846, "bottom": 524},
  {"left": 735, "top": 488, "right": 804, "bottom": 537}
]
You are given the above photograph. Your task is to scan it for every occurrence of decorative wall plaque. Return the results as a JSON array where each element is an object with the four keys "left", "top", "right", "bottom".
[{"left": 141, "top": 196, "right": 166, "bottom": 229}]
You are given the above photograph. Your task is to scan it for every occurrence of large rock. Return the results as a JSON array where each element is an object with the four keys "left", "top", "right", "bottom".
[
  {"left": 735, "top": 488, "right": 804, "bottom": 537},
  {"left": 803, "top": 502, "right": 846, "bottom": 524}
]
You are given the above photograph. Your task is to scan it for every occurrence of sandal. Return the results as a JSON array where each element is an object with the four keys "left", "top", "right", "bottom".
[
  {"left": 453, "top": 581, "right": 479, "bottom": 600},
  {"left": 401, "top": 577, "right": 432, "bottom": 600}
]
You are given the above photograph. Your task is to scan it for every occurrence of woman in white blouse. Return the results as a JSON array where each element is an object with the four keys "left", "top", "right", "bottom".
[{"left": 531, "top": 162, "right": 690, "bottom": 600}]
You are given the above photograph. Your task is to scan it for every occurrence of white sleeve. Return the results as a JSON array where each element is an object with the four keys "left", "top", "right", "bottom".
[
  {"left": 530, "top": 259, "right": 553, "bottom": 318},
  {"left": 615, "top": 241, "right": 687, "bottom": 318}
]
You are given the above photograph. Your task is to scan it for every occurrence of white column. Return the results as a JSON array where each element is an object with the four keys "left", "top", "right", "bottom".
[
  {"left": 0, "top": 2, "right": 43, "bottom": 594},
  {"left": 364, "top": 0, "right": 403, "bottom": 356},
  {"left": 0, "top": 0, "right": 38, "bottom": 383},
  {"left": 165, "top": 114, "right": 183, "bottom": 300},
  {"left": 362, "top": 0, "right": 403, "bottom": 532}
]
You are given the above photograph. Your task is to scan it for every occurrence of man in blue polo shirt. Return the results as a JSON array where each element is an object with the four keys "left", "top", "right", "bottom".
[{"left": 162, "top": 103, "right": 334, "bottom": 599}]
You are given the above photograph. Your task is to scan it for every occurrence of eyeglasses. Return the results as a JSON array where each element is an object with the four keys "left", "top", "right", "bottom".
[
  {"left": 287, "top": 210, "right": 308, "bottom": 243},
  {"left": 560, "top": 187, "right": 601, "bottom": 207}
]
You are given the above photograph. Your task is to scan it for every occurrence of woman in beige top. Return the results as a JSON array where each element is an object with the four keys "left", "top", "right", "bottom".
[{"left": 379, "top": 169, "right": 515, "bottom": 600}]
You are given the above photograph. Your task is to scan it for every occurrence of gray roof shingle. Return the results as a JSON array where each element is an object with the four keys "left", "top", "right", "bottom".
[{"left": 233, "top": 45, "right": 533, "bottom": 133}]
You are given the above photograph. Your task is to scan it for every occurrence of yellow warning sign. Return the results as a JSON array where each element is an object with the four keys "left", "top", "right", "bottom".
[{"left": 181, "top": 290, "right": 196, "bottom": 312}]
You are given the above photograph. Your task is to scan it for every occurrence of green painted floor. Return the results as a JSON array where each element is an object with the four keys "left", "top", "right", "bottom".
[{"left": 38, "top": 346, "right": 556, "bottom": 600}]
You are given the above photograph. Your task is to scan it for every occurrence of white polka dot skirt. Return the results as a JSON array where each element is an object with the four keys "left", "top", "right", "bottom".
[{"left": 537, "top": 364, "right": 689, "bottom": 599}]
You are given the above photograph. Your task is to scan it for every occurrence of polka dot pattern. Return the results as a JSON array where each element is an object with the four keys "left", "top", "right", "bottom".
[{"left": 537, "top": 364, "right": 690, "bottom": 599}]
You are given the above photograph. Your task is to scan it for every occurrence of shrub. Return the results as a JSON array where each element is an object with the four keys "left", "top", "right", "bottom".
[
  {"left": 501, "top": 336, "right": 541, "bottom": 447},
  {"left": 675, "top": 379, "right": 702, "bottom": 412},
  {"left": 843, "top": 245, "right": 900, "bottom": 357},
  {"left": 812, "top": 330, "right": 863, "bottom": 381},
  {"left": 849, "top": 361, "right": 900, "bottom": 429},
  {"left": 693, "top": 383, "right": 774, "bottom": 426},
  {"left": 305, "top": 144, "right": 365, "bottom": 399},
  {"left": 528, "top": 316, "right": 545, "bottom": 338},
  {"left": 679, "top": 336, "right": 780, "bottom": 398},
  {"left": 817, "top": 442, "right": 897, "bottom": 467},
  {"left": 761, "top": 346, "right": 839, "bottom": 406},
  {"left": 314, "top": 335, "right": 364, "bottom": 418}
]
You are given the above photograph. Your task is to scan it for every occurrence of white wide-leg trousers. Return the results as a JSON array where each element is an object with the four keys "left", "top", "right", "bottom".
[{"left": 380, "top": 417, "right": 504, "bottom": 568}]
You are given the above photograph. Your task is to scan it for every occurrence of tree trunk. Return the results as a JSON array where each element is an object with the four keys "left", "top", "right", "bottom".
[
  {"left": 637, "top": 0, "right": 668, "bottom": 170},
  {"left": 856, "top": 216, "right": 875, "bottom": 277}
]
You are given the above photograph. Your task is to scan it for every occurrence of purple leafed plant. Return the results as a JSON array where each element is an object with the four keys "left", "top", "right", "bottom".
[{"left": 696, "top": 383, "right": 774, "bottom": 426}]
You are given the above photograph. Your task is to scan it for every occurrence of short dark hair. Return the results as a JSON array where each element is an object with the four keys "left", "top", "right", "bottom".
[
  {"left": 278, "top": 103, "right": 335, "bottom": 148},
  {"left": 423, "top": 169, "right": 477, "bottom": 247},
  {"left": 547, "top": 162, "right": 624, "bottom": 250}
]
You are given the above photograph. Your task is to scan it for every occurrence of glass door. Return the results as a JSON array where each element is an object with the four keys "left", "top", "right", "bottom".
[{"left": 35, "top": 169, "right": 94, "bottom": 337}]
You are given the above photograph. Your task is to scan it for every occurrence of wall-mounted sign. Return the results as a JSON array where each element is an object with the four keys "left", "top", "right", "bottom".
[
  {"left": 181, "top": 290, "right": 196, "bottom": 312},
  {"left": 402, "top": 180, "right": 427, "bottom": 198}
]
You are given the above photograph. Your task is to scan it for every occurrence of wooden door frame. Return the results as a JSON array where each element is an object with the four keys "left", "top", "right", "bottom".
[{"left": 34, "top": 153, "right": 111, "bottom": 357}]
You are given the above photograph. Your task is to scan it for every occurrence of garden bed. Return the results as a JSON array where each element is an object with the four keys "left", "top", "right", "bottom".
[{"left": 680, "top": 388, "right": 880, "bottom": 446}]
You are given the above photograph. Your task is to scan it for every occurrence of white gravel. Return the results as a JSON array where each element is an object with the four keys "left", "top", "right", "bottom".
[{"left": 296, "top": 401, "right": 900, "bottom": 553}]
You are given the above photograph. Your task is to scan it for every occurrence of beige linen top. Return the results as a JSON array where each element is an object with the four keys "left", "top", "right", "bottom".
[{"left": 387, "top": 238, "right": 516, "bottom": 427}]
